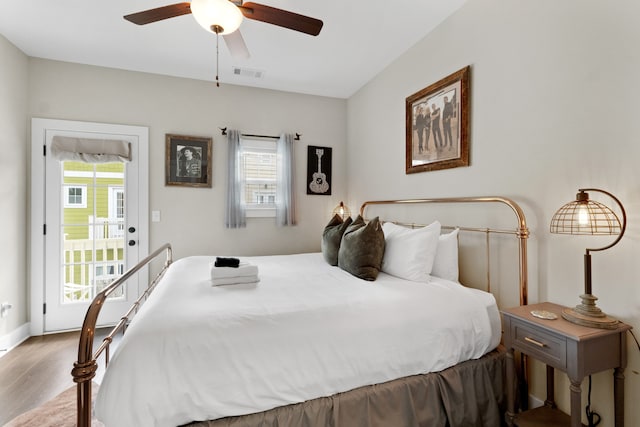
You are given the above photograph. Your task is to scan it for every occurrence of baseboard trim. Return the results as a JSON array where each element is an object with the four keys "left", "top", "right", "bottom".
[
  {"left": 529, "top": 394, "right": 544, "bottom": 408},
  {"left": 0, "top": 323, "right": 31, "bottom": 358}
]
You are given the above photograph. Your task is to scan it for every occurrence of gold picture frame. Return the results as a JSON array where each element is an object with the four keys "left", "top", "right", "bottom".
[
  {"left": 165, "top": 134, "right": 212, "bottom": 187},
  {"left": 406, "top": 66, "right": 470, "bottom": 174}
]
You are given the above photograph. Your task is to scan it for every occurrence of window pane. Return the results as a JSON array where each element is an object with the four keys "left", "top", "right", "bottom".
[
  {"left": 69, "top": 188, "right": 81, "bottom": 204},
  {"left": 245, "top": 183, "right": 277, "bottom": 204},
  {"left": 116, "top": 191, "right": 124, "bottom": 218},
  {"left": 241, "top": 147, "right": 277, "bottom": 206}
]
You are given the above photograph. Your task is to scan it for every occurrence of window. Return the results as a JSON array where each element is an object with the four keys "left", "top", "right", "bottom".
[
  {"left": 240, "top": 138, "right": 277, "bottom": 217},
  {"left": 63, "top": 185, "right": 87, "bottom": 208},
  {"left": 109, "top": 187, "right": 125, "bottom": 237}
]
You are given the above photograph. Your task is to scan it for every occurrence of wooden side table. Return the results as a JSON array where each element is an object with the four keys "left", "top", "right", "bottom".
[{"left": 502, "top": 302, "right": 631, "bottom": 427}]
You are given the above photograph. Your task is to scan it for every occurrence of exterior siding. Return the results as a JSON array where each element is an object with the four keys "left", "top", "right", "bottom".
[{"left": 62, "top": 161, "right": 124, "bottom": 239}]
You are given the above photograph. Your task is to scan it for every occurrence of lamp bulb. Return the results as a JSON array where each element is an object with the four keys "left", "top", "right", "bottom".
[{"left": 577, "top": 204, "right": 590, "bottom": 226}]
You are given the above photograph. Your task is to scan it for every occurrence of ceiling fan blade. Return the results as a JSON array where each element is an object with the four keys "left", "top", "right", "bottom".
[
  {"left": 239, "top": 2, "right": 323, "bottom": 36},
  {"left": 223, "top": 30, "right": 251, "bottom": 59},
  {"left": 124, "top": 2, "right": 192, "bottom": 25}
]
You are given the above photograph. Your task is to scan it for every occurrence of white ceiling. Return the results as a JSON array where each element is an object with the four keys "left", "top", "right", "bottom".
[{"left": 0, "top": 0, "right": 466, "bottom": 99}]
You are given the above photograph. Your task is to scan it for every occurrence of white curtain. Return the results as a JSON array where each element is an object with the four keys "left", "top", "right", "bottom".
[
  {"left": 276, "top": 133, "right": 296, "bottom": 226},
  {"left": 225, "top": 129, "right": 246, "bottom": 228},
  {"left": 51, "top": 136, "right": 131, "bottom": 163}
]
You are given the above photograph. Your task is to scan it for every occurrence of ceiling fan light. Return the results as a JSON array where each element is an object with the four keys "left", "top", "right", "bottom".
[{"left": 191, "top": 0, "right": 243, "bottom": 35}]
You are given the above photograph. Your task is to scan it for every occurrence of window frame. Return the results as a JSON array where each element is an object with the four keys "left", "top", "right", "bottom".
[{"left": 63, "top": 184, "right": 87, "bottom": 208}]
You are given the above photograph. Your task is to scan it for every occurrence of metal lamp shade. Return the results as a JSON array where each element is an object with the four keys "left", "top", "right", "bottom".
[
  {"left": 550, "top": 191, "right": 621, "bottom": 236},
  {"left": 332, "top": 201, "right": 351, "bottom": 221}
]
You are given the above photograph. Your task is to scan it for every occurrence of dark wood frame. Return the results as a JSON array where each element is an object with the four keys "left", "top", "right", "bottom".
[
  {"left": 405, "top": 66, "right": 470, "bottom": 174},
  {"left": 165, "top": 134, "right": 212, "bottom": 187}
]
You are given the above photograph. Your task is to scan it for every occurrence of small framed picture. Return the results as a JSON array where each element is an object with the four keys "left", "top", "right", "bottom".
[
  {"left": 406, "top": 66, "right": 470, "bottom": 174},
  {"left": 165, "top": 134, "right": 212, "bottom": 187},
  {"left": 306, "top": 145, "right": 332, "bottom": 195}
]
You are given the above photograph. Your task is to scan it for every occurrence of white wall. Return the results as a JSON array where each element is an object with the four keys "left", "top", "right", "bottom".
[
  {"left": 347, "top": 0, "right": 640, "bottom": 425},
  {"left": 0, "top": 35, "right": 28, "bottom": 344},
  {"left": 27, "top": 59, "right": 348, "bottom": 259}
]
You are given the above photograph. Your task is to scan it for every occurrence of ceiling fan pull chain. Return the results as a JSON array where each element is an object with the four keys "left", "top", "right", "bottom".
[{"left": 215, "top": 29, "right": 220, "bottom": 87}]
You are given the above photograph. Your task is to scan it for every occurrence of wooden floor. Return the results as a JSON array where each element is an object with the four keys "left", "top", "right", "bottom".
[
  {"left": 0, "top": 330, "right": 114, "bottom": 425},
  {"left": 0, "top": 332, "right": 79, "bottom": 424}
]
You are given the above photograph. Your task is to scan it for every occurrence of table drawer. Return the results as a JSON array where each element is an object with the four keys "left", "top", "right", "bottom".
[{"left": 511, "top": 320, "right": 567, "bottom": 370}]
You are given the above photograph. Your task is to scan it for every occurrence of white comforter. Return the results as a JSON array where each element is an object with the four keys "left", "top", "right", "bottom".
[{"left": 95, "top": 253, "right": 501, "bottom": 427}]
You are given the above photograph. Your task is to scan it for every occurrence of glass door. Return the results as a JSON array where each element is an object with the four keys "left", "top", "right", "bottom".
[{"left": 43, "top": 132, "right": 143, "bottom": 332}]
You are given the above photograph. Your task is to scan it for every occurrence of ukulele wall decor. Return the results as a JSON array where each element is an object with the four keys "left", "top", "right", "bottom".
[{"left": 306, "top": 145, "right": 332, "bottom": 195}]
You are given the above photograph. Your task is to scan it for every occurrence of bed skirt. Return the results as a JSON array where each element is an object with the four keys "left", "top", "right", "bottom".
[{"left": 185, "top": 346, "right": 506, "bottom": 427}]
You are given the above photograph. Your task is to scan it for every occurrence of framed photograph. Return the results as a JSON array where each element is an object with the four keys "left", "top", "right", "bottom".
[
  {"left": 406, "top": 66, "right": 470, "bottom": 174},
  {"left": 306, "top": 145, "right": 332, "bottom": 195},
  {"left": 165, "top": 134, "right": 212, "bottom": 187}
]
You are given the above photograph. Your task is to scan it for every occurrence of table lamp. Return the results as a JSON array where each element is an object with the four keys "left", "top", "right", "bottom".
[
  {"left": 549, "top": 188, "right": 626, "bottom": 329},
  {"left": 332, "top": 201, "right": 351, "bottom": 221}
]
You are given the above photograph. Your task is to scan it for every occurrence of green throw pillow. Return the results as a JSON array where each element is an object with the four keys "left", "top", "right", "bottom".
[
  {"left": 321, "top": 214, "right": 353, "bottom": 266},
  {"left": 338, "top": 216, "right": 385, "bottom": 281}
]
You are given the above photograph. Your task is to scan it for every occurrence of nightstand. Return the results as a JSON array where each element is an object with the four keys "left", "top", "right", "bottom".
[{"left": 502, "top": 302, "right": 631, "bottom": 427}]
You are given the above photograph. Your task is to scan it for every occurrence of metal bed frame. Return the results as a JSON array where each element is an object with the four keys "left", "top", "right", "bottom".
[
  {"left": 360, "top": 196, "right": 530, "bottom": 306},
  {"left": 72, "top": 196, "right": 529, "bottom": 427},
  {"left": 72, "top": 243, "right": 173, "bottom": 427}
]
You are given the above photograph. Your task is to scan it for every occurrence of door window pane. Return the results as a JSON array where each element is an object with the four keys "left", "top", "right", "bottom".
[{"left": 61, "top": 161, "right": 126, "bottom": 303}]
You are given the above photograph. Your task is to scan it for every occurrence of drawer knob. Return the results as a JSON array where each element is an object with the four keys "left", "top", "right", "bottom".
[{"left": 524, "top": 336, "right": 546, "bottom": 348}]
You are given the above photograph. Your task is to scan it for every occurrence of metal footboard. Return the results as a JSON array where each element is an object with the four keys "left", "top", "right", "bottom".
[{"left": 72, "top": 243, "right": 173, "bottom": 427}]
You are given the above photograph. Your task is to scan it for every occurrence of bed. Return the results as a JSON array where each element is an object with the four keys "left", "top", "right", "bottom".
[{"left": 72, "top": 196, "right": 530, "bottom": 427}]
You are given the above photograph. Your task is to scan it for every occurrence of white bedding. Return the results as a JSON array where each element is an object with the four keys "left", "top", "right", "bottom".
[{"left": 95, "top": 253, "right": 501, "bottom": 427}]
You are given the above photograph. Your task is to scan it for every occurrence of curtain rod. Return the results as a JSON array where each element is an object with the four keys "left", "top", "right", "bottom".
[{"left": 219, "top": 127, "right": 301, "bottom": 141}]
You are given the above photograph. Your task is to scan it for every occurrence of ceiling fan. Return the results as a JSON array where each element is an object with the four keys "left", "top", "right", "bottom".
[{"left": 124, "top": 0, "right": 323, "bottom": 60}]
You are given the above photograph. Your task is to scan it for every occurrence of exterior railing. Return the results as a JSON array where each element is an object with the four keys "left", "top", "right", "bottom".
[{"left": 63, "top": 237, "right": 125, "bottom": 302}]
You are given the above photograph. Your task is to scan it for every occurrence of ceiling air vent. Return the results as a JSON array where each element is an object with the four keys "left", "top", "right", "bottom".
[{"left": 232, "top": 66, "right": 265, "bottom": 79}]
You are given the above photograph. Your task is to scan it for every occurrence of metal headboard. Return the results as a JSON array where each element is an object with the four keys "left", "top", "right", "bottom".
[{"left": 360, "top": 196, "right": 530, "bottom": 306}]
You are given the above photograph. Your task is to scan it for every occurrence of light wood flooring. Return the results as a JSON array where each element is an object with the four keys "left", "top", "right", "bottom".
[{"left": 0, "top": 330, "right": 113, "bottom": 425}]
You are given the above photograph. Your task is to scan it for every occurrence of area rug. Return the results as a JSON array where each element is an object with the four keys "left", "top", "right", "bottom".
[{"left": 5, "top": 383, "right": 103, "bottom": 427}]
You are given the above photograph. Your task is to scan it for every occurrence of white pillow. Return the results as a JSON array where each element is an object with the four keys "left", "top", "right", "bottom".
[
  {"left": 431, "top": 228, "right": 459, "bottom": 282},
  {"left": 381, "top": 221, "right": 441, "bottom": 282}
]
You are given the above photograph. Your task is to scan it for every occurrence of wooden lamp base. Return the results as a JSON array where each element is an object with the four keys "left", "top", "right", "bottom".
[{"left": 561, "top": 294, "right": 619, "bottom": 329}]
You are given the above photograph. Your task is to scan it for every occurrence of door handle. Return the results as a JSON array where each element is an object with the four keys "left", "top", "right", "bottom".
[
  {"left": 128, "top": 226, "right": 136, "bottom": 233},
  {"left": 128, "top": 240, "right": 136, "bottom": 246}
]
